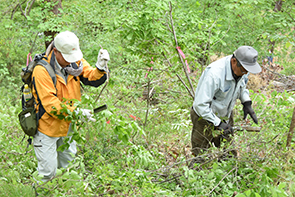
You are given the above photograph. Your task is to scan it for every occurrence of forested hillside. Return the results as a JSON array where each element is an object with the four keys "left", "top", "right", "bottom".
[{"left": 0, "top": 0, "right": 295, "bottom": 196}]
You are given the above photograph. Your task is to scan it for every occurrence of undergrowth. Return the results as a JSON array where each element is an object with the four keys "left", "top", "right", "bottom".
[{"left": 0, "top": 64, "right": 295, "bottom": 197}]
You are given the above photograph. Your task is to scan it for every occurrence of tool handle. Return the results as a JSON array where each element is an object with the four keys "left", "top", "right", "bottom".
[
  {"left": 232, "top": 126, "right": 261, "bottom": 132},
  {"left": 218, "top": 126, "right": 261, "bottom": 140},
  {"left": 94, "top": 104, "right": 107, "bottom": 114}
]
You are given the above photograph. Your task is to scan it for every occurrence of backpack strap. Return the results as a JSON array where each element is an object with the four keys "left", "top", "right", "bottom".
[
  {"left": 37, "top": 59, "right": 57, "bottom": 86},
  {"left": 32, "top": 59, "right": 57, "bottom": 125}
]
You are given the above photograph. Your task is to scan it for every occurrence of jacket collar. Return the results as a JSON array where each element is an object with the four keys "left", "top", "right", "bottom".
[
  {"left": 48, "top": 51, "right": 68, "bottom": 83},
  {"left": 225, "top": 55, "right": 234, "bottom": 81}
]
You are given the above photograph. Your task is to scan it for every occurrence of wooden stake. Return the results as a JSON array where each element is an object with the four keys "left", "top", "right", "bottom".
[{"left": 286, "top": 107, "right": 295, "bottom": 148}]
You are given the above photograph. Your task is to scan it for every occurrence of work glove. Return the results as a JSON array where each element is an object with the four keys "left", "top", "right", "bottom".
[
  {"left": 216, "top": 122, "right": 233, "bottom": 138},
  {"left": 75, "top": 108, "right": 95, "bottom": 122},
  {"left": 242, "top": 101, "right": 258, "bottom": 124},
  {"left": 217, "top": 122, "right": 233, "bottom": 133},
  {"left": 95, "top": 49, "right": 110, "bottom": 71}
]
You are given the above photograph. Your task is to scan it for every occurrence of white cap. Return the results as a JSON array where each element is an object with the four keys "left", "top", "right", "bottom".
[{"left": 54, "top": 31, "right": 83, "bottom": 63}]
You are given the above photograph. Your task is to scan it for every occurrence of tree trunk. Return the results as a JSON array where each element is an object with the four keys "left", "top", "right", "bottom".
[
  {"left": 43, "top": 0, "right": 62, "bottom": 48},
  {"left": 286, "top": 107, "right": 295, "bottom": 148},
  {"left": 274, "top": 0, "right": 283, "bottom": 12}
]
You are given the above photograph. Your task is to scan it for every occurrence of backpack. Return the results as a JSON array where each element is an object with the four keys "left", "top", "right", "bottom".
[{"left": 18, "top": 53, "right": 56, "bottom": 149}]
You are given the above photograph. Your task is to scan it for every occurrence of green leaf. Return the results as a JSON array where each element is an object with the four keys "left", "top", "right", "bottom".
[
  {"left": 255, "top": 193, "right": 261, "bottom": 197},
  {"left": 277, "top": 182, "right": 286, "bottom": 190},
  {"left": 285, "top": 42, "right": 291, "bottom": 49}
]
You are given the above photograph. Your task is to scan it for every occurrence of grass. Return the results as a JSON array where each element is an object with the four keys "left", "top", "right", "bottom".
[
  {"left": 0, "top": 182, "right": 34, "bottom": 197},
  {"left": 0, "top": 62, "right": 295, "bottom": 196}
]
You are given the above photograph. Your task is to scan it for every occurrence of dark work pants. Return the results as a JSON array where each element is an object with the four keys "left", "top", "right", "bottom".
[
  {"left": 191, "top": 108, "right": 220, "bottom": 156},
  {"left": 190, "top": 107, "right": 234, "bottom": 156}
]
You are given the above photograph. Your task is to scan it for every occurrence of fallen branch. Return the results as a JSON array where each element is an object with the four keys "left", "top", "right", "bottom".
[
  {"left": 158, "top": 174, "right": 182, "bottom": 184},
  {"left": 207, "top": 167, "right": 237, "bottom": 195},
  {"left": 261, "top": 64, "right": 291, "bottom": 81},
  {"left": 232, "top": 126, "right": 261, "bottom": 132}
]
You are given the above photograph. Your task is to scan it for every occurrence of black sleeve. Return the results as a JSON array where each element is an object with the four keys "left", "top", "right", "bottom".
[{"left": 79, "top": 74, "right": 107, "bottom": 87}]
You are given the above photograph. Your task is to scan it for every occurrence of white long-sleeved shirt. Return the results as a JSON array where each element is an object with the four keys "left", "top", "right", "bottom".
[{"left": 192, "top": 55, "right": 251, "bottom": 126}]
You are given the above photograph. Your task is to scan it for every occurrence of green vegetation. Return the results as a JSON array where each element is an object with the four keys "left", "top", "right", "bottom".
[{"left": 0, "top": 0, "right": 295, "bottom": 196}]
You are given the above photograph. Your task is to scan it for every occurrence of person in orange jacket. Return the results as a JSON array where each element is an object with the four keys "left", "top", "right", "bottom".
[{"left": 32, "top": 31, "right": 110, "bottom": 182}]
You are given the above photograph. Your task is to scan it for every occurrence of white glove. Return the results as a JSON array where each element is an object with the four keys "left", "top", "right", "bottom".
[
  {"left": 75, "top": 108, "right": 95, "bottom": 122},
  {"left": 95, "top": 49, "right": 110, "bottom": 71}
]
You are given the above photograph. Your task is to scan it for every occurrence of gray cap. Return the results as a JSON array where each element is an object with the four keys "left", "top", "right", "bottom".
[{"left": 233, "top": 46, "right": 261, "bottom": 74}]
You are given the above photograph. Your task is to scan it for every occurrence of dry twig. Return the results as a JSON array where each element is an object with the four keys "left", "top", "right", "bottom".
[
  {"left": 162, "top": 51, "right": 194, "bottom": 98},
  {"left": 207, "top": 167, "right": 237, "bottom": 195},
  {"left": 168, "top": 1, "right": 195, "bottom": 99}
]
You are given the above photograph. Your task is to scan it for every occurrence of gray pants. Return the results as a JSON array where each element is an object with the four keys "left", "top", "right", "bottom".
[{"left": 33, "top": 124, "right": 77, "bottom": 182}]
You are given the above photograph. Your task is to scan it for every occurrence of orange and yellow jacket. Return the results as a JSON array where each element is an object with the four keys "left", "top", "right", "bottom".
[{"left": 32, "top": 50, "right": 106, "bottom": 137}]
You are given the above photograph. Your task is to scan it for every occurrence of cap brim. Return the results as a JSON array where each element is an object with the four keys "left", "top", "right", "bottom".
[
  {"left": 61, "top": 50, "right": 83, "bottom": 63},
  {"left": 241, "top": 61, "right": 262, "bottom": 74}
]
